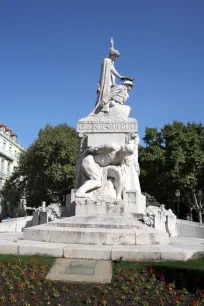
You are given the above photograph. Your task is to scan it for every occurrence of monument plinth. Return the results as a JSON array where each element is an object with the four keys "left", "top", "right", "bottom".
[{"left": 23, "top": 38, "right": 170, "bottom": 250}]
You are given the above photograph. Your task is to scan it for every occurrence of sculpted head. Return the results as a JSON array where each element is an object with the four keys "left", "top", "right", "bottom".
[
  {"left": 121, "top": 144, "right": 134, "bottom": 156},
  {"left": 123, "top": 80, "right": 133, "bottom": 92},
  {"left": 109, "top": 48, "right": 120, "bottom": 61},
  {"left": 108, "top": 38, "right": 120, "bottom": 61}
]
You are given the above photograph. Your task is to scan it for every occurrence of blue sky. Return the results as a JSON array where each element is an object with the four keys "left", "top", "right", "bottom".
[{"left": 0, "top": 0, "right": 204, "bottom": 148}]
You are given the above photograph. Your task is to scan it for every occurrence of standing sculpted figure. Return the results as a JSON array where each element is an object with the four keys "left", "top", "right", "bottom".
[
  {"left": 121, "top": 133, "right": 141, "bottom": 193},
  {"left": 75, "top": 144, "right": 134, "bottom": 199},
  {"left": 92, "top": 38, "right": 133, "bottom": 114}
]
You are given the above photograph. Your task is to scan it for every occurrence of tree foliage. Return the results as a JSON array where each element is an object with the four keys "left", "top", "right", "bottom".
[
  {"left": 1, "top": 124, "right": 79, "bottom": 208},
  {"left": 139, "top": 121, "right": 204, "bottom": 223}
]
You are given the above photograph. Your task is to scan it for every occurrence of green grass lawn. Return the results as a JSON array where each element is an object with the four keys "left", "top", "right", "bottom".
[
  {"left": 1, "top": 254, "right": 203, "bottom": 271},
  {"left": 0, "top": 254, "right": 56, "bottom": 266},
  {"left": 112, "top": 257, "right": 204, "bottom": 273}
]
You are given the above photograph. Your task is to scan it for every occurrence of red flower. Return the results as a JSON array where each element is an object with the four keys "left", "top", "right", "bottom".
[
  {"left": 160, "top": 273, "right": 165, "bottom": 284},
  {"left": 192, "top": 298, "right": 199, "bottom": 306},
  {"left": 120, "top": 295, "right": 126, "bottom": 300},
  {"left": 174, "top": 296, "right": 181, "bottom": 303},
  {"left": 18, "top": 282, "right": 23, "bottom": 289},
  {"left": 196, "top": 289, "right": 204, "bottom": 297},
  {"left": 13, "top": 292, "right": 19, "bottom": 297},
  {"left": 167, "top": 284, "right": 173, "bottom": 291}
]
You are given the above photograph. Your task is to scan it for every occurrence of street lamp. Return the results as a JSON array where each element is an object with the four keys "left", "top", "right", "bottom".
[{"left": 175, "top": 189, "right": 180, "bottom": 218}]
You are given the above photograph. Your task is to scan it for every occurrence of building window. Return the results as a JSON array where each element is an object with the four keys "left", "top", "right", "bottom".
[
  {"left": 3, "top": 140, "right": 6, "bottom": 150},
  {"left": 7, "top": 162, "right": 10, "bottom": 175},
  {"left": 9, "top": 145, "right": 12, "bottom": 153},
  {"left": 1, "top": 159, "right": 4, "bottom": 172}
]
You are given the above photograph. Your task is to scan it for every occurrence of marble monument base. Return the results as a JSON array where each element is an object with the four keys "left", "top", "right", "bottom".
[
  {"left": 23, "top": 215, "right": 169, "bottom": 246},
  {"left": 75, "top": 193, "right": 146, "bottom": 217}
]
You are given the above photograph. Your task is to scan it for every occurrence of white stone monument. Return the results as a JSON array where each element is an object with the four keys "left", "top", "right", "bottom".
[
  {"left": 23, "top": 39, "right": 169, "bottom": 248},
  {"left": 74, "top": 39, "right": 145, "bottom": 216}
]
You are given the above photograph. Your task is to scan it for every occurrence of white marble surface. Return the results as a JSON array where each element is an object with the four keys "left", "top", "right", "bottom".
[
  {"left": 143, "top": 205, "right": 177, "bottom": 236},
  {"left": 0, "top": 231, "right": 203, "bottom": 261},
  {"left": 23, "top": 215, "right": 169, "bottom": 246},
  {"left": 91, "top": 38, "right": 133, "bottom": 115}
]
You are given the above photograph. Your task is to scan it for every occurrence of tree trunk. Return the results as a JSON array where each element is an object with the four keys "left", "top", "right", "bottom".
[
  {"left": 190, "top": 208, "right": 193, "bottom": 221},
  {"left": 198, "top": 210, "right": 203, "bottom": 224}
]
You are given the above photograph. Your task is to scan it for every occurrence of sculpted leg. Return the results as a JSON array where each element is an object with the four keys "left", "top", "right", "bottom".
[
  {"left": 75, "top": 155, "right": 102, "bottom": 198},
  {"left": 107, "top": 166, "right": 123, "bottom": 199}
]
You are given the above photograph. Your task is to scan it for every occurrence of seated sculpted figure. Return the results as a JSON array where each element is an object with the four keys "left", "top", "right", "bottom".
[
  {"left": 91, "top": 38, "right": 133, "bottom": 115},
  {"left": 100, "top": 80, "right": 133, "bottom": 116},
  {"left": 75, "top": 143, "right": 134, "bottom": 199}
]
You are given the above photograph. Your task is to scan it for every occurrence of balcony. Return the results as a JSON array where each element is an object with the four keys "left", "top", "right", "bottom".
[{"left": 0, "top": 147, "right": 15, "bottom": 161}]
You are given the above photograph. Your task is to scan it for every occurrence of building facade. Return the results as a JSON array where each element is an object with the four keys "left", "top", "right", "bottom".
[{"left": 0, "top": 124, "right": 25, "bottom": 190}]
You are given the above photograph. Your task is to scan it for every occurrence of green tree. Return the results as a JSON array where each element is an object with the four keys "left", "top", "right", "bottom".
[
  {"left": 0, "top": 170, "right": 24, "bottom": 217},
  {"left": 139, "top": 121, "right": 204, "bottom": 223},
  {"left": 2, "top": 124, "right": 79, "bottom": 208}
]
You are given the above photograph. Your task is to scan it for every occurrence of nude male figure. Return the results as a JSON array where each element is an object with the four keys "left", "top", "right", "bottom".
[{"left": 75, "top": 144, "right": 134, "bottom": 199}]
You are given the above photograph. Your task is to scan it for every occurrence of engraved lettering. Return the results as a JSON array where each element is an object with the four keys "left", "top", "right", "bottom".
[{"left": 77, "top": 120, "right": 137, "bottom": 132}]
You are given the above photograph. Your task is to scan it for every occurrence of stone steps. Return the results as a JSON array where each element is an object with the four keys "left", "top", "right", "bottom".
[
  {"left": 50, "top": 215, "right": 143, "bottom": 229},
  {"left": 23, "top": 215, "right": 169, "bottom": 246},
  {"left": 0, "top": 236, "right": 203, "bottom": 262}
]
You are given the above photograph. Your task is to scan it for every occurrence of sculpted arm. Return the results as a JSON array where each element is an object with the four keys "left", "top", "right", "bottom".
[
  {"left": 111, "top": 65, "right": 123, "bottom": 79},
  {"left": 111, "top": 66, "right": 131, "bottom": 81},
  {"left": 87, "top": 144, "right": 120, "bottom": 154}
]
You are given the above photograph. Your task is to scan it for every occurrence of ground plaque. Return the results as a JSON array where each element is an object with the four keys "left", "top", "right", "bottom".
[
  {"left": 65, "top": 260, "right": 96, "bottom": 276},
  {"left": 46, "top": 259, "right": 112, "bottom": 283}
]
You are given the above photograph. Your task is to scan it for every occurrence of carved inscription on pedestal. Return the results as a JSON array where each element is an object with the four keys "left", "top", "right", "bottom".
[{"left": 77, "top": 119, "right": 137, "bottom": 133}]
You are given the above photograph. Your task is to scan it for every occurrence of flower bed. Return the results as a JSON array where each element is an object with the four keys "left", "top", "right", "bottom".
[{"left": 0, "top": 256, "right": 203, "bottom": 305}]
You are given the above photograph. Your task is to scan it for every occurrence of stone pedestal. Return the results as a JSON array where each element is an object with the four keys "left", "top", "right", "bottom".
[
  {"left": 73, "top": 192, "right": 146, "bottom": 217},
  {"left": 75, "top": 198, "right": 125, "bottom": 217},
  {"left": 77, "top": 116, "right": 137, "bottom": 146},
  {"left": 74, "top": 115, "right": 146, "bottom": 215},
  {"left": 32, "top": 211, "right": 39, "bottom": 226},
  {"left": 39, "top": 211, "right": 48, "bottom": 225},
  {"left": 124, "top": 190, "right": 146, "bottom": 214}
]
